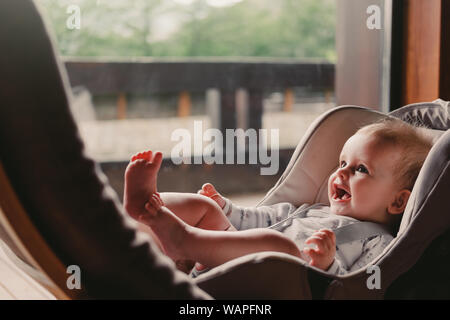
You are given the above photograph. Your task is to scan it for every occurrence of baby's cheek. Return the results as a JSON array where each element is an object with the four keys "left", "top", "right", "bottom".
[
  {"left": 353, "top": 186, "right": 380, "bottom": 214},
  {"left": 327, "top": 176, "right": 335, "bottom": 199}
]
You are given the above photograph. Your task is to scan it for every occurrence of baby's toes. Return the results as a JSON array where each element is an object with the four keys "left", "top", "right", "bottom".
[
  {"left": 198, "top": 187, "right": 211, "bottom": 197},
  {"left": 131, "top": 152, "right": 144, "bottom": 162},
  {"left": 142, "top": 150, "right": 153, "bottom": 161},
  {"left": 202, "top": 183, "right": 218, "bottom": 196},
  {"left": 131, "top": 150, "right": 152, "bottom": 162},
  {"left": 131, "top": 152, "right": 142, "bottom": 162},
  {"left": 148, "top": 151, "right": 163, "bottom": 169}
]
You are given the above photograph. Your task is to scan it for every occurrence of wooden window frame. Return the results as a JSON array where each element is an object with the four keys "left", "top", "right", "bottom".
[{"left": 391, "top": 0, "right": 450, "bottom": 108}]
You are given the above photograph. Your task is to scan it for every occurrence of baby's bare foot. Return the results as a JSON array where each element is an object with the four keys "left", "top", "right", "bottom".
[
  {"left": 123, "top": 150, "right": 163, "bottom": 220},
  {"left": 197, "top": 183, "right": 226, "bottom": 209},
  {"left": 139, "top": 193, "right": 189, "bottom": 263}
]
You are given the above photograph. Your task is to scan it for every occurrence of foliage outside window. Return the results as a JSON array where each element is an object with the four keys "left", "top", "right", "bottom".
[{"left": 39, "top": 0, "right": 336, "bottom": 61}]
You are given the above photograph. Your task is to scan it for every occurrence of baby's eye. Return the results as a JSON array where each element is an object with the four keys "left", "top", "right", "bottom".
[
  {"left": 356, "top": 165, "right": 369, "bottom": 174},
  {"left": 340, "top": 161, "right": 346, "bottom": 168}
]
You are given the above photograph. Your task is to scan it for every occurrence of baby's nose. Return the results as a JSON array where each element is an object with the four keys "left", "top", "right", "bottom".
[{"left": 337, "top": 167, "right": 349, "bottom": 180}]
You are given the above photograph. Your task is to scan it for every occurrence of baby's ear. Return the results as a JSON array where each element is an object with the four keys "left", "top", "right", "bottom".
[{"left": 388, "top": 189, "right": 411, "bottom": 214}]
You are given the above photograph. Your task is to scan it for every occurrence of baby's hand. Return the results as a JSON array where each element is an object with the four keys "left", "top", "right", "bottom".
[
  {"left": 197, "top": 183, "right": 226, "bottom": 209},
  {"left": 303, "top": 229, "right": 336, "bottom": 271}
]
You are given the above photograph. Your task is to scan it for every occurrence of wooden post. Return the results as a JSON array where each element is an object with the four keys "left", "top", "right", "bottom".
[
  {"left": 248, "top": 89, "right": 263, "bottom": 157},
  {"left": 178, "top": 90, "right": 191, "bottom": 117},
  {"left": 206, "top": 88, "right": 220, "bottom": 129},
  {"left": 117, "top": 93, "right": 127, "bottom": 120},
  {"left": 236, "top": 88, "right": 249, "bottom": 131},
  {"left": 283, "top": 88, "right": 293, "bottom": 112},
  {"left": 220, "top": 90, "right": 237, "bottom": 158},
  {"left": 401, "top": 0, "right": 450, "bottom": 104}
]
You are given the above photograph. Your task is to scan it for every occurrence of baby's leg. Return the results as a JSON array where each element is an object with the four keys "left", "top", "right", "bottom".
[
  {"left": 143, "top": 193, "right": 303, "bottom": 269},
  {"left": 141, "top": 192, "right": 235, "bottom": 272},
  {"left": 123, "top": 150, "right": 162, "bottom": 220},
  {"left": 158, "top": 192, "right": 236, "bottom": 272},
  {"left": 123, "top": 150, "right": 234, "bottom": 231},
  {"left": 124, "top": 150, "right": 235, "bottom": 272},
  {"left": 186, "top": 227, "right": 303, "bottom": 269},
  {"left": 159, "top": 192, "right": 235, "bottom": 231}
]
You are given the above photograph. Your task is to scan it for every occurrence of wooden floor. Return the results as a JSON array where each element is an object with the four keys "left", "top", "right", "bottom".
[{"left": 0, "top": 241, "right": 55, "bottom": 300}]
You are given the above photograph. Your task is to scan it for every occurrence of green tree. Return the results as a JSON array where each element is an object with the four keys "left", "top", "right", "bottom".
[
  {"left": 39, "top": 0, "right": 166, "bottom": 56},
  {"left": 38, "top": 0, "right": 336, "bottom": 60}
]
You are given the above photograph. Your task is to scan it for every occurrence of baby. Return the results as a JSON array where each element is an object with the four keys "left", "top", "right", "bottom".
[{"left": 123, "top": 118, "right": 432, "bottom": 275}]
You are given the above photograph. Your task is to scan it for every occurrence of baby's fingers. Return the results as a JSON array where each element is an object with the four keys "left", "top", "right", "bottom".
[
  {"left": 303, "top": 247, "right": 321, "bottom": 263},
  {"left": 305, "top": 230, "right": 334, "bottom": 248},
  {"left": 304, "top": 247, "right": 318, "bottom": 256},
  {"left": 304, "top": 238, "right": 326, "bottom": 254},
  {"left": 305, "top": 233, "right": 326, "bottom": 246},
  {"left": 318, "top": 229, "right": 336, "bottom": 242}
]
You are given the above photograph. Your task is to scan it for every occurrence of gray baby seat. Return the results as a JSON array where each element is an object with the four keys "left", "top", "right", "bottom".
[{"left": 195, "top": 99, "right": 450, "bottom": 299}]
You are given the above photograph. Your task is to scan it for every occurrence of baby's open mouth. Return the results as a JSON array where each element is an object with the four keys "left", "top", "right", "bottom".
[{"left": 333, "top": 185, "right": 351, "bottom": 201}]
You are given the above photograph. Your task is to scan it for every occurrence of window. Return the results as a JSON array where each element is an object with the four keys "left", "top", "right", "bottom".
[{"left": 38, "top": 0, "right": 337, "bottom": 197}]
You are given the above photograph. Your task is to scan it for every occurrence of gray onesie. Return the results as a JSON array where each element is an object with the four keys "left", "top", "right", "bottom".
[{"left": 221, "top": 198, "right": 394, "bottom": 275}]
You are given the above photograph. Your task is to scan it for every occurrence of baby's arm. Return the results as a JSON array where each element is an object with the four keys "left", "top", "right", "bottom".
[
  {"left": 303, "top": 229, "right": 336, "bottom": 271},
  {"left": 314, "top": 234, "right": 393, "bottom": 275}
]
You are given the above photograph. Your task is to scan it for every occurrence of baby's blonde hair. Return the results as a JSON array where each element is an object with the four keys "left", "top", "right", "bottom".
[{"left": 356, "top": 118, "right": 433, "bottom": 191}]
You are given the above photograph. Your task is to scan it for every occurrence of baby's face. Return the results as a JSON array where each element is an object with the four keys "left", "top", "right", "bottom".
[{"left": 328, "top": 132, "right": 402, "bottom": 223}]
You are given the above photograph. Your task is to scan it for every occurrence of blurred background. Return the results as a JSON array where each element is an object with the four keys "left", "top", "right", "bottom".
[{"left": 36, "top": 0, "right": 377, "bottom": 204}]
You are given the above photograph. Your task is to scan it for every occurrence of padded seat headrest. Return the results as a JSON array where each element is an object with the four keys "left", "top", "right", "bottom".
[
  {"left": 259, "top": 101, "right": 449, "bottom": 208},
  {"left": 389, "top": 99, "right": 449, "bottom": 131}
]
